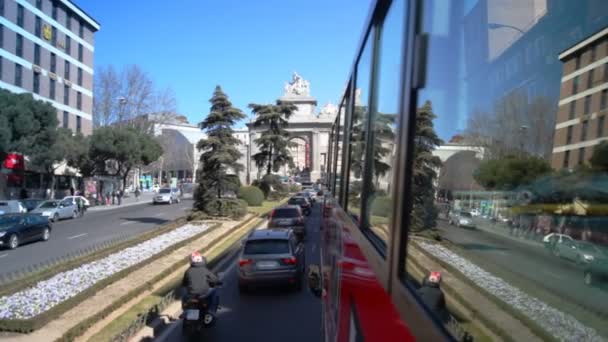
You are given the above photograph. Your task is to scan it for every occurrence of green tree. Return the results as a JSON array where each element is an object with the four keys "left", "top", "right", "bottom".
[
  {"left": 474, "top": 154, "right": 552, "bottom": 190},
  {"left": 590, "top": 141, "right": 608, "bottom": 172},
  {"left": 411, "top": 101, "right": 443, "bottom": 231},
  {"left": 249, "top": 102, "right": 297, "bottom": 175},
  {"left": 195, "top": 86, "right": 246, "bottom": 211}
]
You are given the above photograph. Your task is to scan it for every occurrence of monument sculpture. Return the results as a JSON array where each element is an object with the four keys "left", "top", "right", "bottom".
[{"left": 284, "top": 72, "right": 311, "bottom": 96}]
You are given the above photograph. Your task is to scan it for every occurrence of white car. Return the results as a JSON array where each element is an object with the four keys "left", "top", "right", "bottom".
[
  {"left": 0, "top": 200, "right": 27, "bottom": 215},
  {"left": 63, "top": 196, "right": 90, "bottom": 208},
  {"left": 153, "top": 188, "right": 180, "bottom": 204},
  {"left": 470, "top": 209, "right": 480, "bottom": 217}
]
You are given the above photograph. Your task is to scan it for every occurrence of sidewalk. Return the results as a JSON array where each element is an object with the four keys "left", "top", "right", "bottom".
[
  {"left": 87, "top": 192, "right": 155, "bottom": 212},
  {"left": 470, "top": 218, "right": 544, "bottom": 249}
]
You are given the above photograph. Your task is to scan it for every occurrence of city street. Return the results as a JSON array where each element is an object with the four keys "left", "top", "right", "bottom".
[
  {"left": 161, "top": 203, "right": 323, "bottom": 342},
  {"left": 0, "top": 199, "right": 193, "bottom": 279},
  {"left": 437, "top": 218, "right": 608, "bottom": 316}
]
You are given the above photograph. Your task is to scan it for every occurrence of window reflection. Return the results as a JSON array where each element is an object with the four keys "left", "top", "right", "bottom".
[{"left": 407, "top": 0, "right": 608, "bottom": 340}]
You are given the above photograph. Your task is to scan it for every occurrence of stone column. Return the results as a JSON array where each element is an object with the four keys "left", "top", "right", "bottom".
[{"left": 311, "top": 129, "right": 320, "bottom": 181}]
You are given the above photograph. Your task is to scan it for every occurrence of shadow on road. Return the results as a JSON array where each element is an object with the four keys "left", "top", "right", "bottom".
[
  {"left": 459, "top": 243, "right": 510, "bottom": 252},
  {"left": 121, "top": 217, "right": 170, "bottom": 225}
]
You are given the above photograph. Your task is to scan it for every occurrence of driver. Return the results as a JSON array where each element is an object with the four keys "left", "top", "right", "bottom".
[{"left": 182, "top": 251, "right": 221, "bottom": 313}]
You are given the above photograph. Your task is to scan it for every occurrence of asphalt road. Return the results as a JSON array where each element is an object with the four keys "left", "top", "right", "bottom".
[
  {"left": 437, "top": 218, "right": 608, "bottom": 316},
  {"left": 0, "top": 199, "right": 193, "bottom": 279},
  {"left": 162, "top": 203, "right": 323, "bottom": 342}
]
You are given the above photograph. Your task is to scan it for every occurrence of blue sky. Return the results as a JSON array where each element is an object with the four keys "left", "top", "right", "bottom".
[{"left": 78, "top": 0, "right": 371, "bottom": 127}]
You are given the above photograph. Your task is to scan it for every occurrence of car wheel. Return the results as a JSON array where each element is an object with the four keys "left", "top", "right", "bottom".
[
  {"left": 8, "top": 234, "right": 19, "bottom": 250},
  {"left": 553, "top": 248, "right": 560, "bottom": 258},
  {"left": 53, "top": 213, "right": 59, "bottom": 222},
  {"left": 584, "top": 271, "right": 593, "bottom": 286},
  {"left": 169, "top": 198, "right": 173, "bottom": 205},
  {"left": 72, "top": 211, "right": 78, "bottom": 219},
  {"left": 41, "top": 228, "right": 50, "bottom": 241}
]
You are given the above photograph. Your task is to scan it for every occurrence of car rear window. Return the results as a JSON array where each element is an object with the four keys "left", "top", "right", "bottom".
[
  {"left": 272, "top": 208, "right": 300, "bottom": 218},
  {"left": 244, "top": 239, "right": 290, "bottom": 254},
  {"left": 159, "top": 189, "right": 171, "bottom": 194},
  {"left": 460, "top": 212, "right": 472, "bottom": 217},
  {"left": 288, "top": 198, "right": 305, "bottom": 205}
]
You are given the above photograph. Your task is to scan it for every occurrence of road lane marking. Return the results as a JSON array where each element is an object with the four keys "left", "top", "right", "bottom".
[
  {"left": 153, "top": 212, "right": 165, "bottom": 217},
  {"left": 120, "top": 221, "right": 136, "bottom": 226},
  {"left": 0, "top": 253, "right": 8, "bottom": 258},
  {"left": 67, "top": 233, "right": 88, "bottom": 240}
]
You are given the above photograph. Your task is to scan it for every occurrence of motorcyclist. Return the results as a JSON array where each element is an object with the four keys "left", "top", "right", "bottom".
[
  {"left": 182, "top": 251, "right": 221, "bottom": 315},
  {"left": 417, "top": 271, "right": 447, "bottom": 322}
]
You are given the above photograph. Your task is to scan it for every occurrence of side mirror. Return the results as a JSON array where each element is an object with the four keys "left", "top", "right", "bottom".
[{"left": 307, "top": 264, "right": 322, "bottom": 298}]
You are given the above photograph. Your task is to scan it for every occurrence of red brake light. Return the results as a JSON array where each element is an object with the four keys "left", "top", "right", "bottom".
[
  {"left": 239, "top": 258, "right": 253, "bottom": 267},
  {"left": 282, "top": 257, "right": 297, "bottom": 265},
  {"left": 270, "top": 210, "right": 275, "bottom": 218}
]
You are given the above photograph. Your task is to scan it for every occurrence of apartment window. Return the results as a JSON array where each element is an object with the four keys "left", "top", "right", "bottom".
[
  {"left": 569, "top": 101, "right": 576, "bottom": 120},
  {"left": 76, "top": 92, "right": 82, "bottom": 110},
  {"left": 36, "top": 0, "right": 42, "bottom": 10},
  {"left": 575, "top": 55, "right": 581, "bottom": 69},
  {"left": 63, "top": 85, "right": 69, "bottom": 105},
  {"left": 15, "top": 64, "right": 22, "bottom": 87},
  {"left": 77, "top": 67, "right": 82, "bottom": 86},
  {"left": 33, "top": 72, "right": 40, "bottom": 94},
  {"left": 16, "top": 34, "right": 23, "bottom": 57},
  {"left": 566, "top": 125, "right": 573, "bottom": 144},
  {"left": 63, "top": 111, "right": 68, "bottom": 128},
  {"left": 584, "top": 95, "right": 591, "bottom": 114},
  {"left": 602, "top": 90, "right": 608, "bottom": 110},
  {"left": 590, "top": 45, "right": 596, "bottom": 62},
  {"left": 0, "top": 0, "right": 4, "bottom": 16},
  {"left": 52, "top": 2, "right": 57, "bottom": 20},
  {"left": 34, "top": 44, "right": 40, "bottom": 65},
  {"left": 598, "top": 116, "right": 605, "bottom": 138},
  {"left": 35, "top": 17, "right": 41, "bottom": 37},
  {"left": 49, "top": 79, "right": 55, "bottom": 99},
  {"left": 17, "top": 5, "right": 24, "bottom": 28},
  {"left": 563, "top": 150, "right": 570, "bottom": 168},
  {"left": 573, "top": 76, "right": 579, "bottom": 94},
  {"left": 588, "top": 69, "right": 595, "bottom": 89},
  {"left": 78, "top": 44, "right": 83, "bottom": 62},
  {"left": 605, "top": 64, "right": 608, "bottom": 82},
  {"left": 50, "top": 53, "right": 56, "bottom": 73},
  {"left": 52, "top": 27, "right": 57, "bottom": 46},
  {"left": 64, "top": 60, "right": 70, "bottom": 79},
  {"left": 581, "top": 120, "right": 589, "bottom": 141},
  {"left": 66, "top": 14, "right": 71, "bottom": 30},
  {"left": 76, "top": 116, "right": 81, "bottom": 133},
  {"left": 79, "top": 21, "right": 83, "bottom": 38},
  {"left": 65, "top": 36, "right": 71, "bottom": 54},
  {"left": 578, "top": 147, "right": 585, "bottom": 164}
]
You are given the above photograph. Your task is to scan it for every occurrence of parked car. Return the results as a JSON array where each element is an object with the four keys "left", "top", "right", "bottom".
[
  {"left": 153, "top": 188, "right": 180, "bottom": 204},
  {"left": 296, "top": 191, "right": 315, "bottom": 205},
  {"left": 287, "top": 196, "right": 311, "bottom": 215},
  {"left": 0, "top": 200, "right": 27, "bottom": 215},
  {"left": 543, "top": 233, "right": 574, "bottom": 252},
  {"left": 470, "top": 209, "right": 480, "bottom": 217},
  {"left": 63, "top": 196, "right": 90, "bottom": 208},
  {"left": 238, "top": 229, "right": 305, "bottom": 292},
  {"left": 583, "top": 248, "right": 608, "bottom": 286},
  {"left": 448, "top": 211, "right": 475, "bottom": 228},
  {"left": 267, "top": 206, "right": 306, "bottom": 241},
  {"left": 31, "top": 200, "right": 79, "bottom": 222},
  {"left": 0, "top": 214, "right": 52, "bottom": 249},
  {"left": 553, "top": 239, "right": 604, "bottom": 264},
  {"left": 20, "top": 199, "right": 45, "bottom": 212}
]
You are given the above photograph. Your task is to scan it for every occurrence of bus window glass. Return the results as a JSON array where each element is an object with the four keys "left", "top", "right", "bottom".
[
  {"left": 347, "top": 32, "right": 373, "bottom": 216},
  {"left": 335, "top": 98, "right": 346, "bottom": 197},
  {"left": 364, "top": 0, "right": 404, "bottom": 246},
  {"left": 403, "top": 0, "right": 608, "bottom": 340}
]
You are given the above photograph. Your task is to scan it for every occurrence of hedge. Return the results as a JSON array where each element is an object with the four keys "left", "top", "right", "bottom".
[
  {"left": 238, "top": 186, "right": 264, "bottom": 206},
  {"left": 203, "top": 198, "right": 248, "bottom": 219},
  {"left": 371, "top": 196, "right": 392, "bottom": 218},
  {"left": 0, "top": 222, "right": 221, "bottom": 334}
]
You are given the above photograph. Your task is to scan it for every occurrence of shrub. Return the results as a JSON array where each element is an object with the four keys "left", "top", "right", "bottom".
[
  {"left": 268, "top": 190, "right": 287, "bottom": 201},
  {"left": 252, "top": 174, "right": 285, "bottom": 198},
  {"left": 288, "top": 184, "right": 301, "bottom": 193},
  {"left": 238, "top": 186, "right": 264, "bottom": 206},
  {"left": 371, "top": 196, "right": 392, "bottom": 217},
  {"left": 203, "top": 198, "right": 247, "bottom": 219}
]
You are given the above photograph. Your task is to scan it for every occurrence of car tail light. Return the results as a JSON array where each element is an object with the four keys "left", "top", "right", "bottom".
[
  {"left": 270, "top": 210, "right": 275, "bottom": 218},
  {"left": 239, "top": 258, "right": 253, "bottom": 267},
  {"left": 282, "top": 257, "right": 297, "bottom": 265}
]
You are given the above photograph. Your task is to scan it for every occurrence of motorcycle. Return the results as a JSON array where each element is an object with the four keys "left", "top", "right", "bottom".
[{"left": 181, "top": 281, "right": 223, "bottom": 338}]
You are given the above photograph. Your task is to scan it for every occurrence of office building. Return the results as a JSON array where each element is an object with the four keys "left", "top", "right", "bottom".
[
  {"left": 552, "top": 29, "right": 608, "bottom": 169},
  {"left": 0, "top": 0, "right": 99, "bottom": 135}
]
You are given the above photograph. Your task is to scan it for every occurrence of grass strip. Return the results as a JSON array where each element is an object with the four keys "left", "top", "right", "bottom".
[
  {"left": 90, "top": 216, "right": 261, "bottom": 342},
  {"left": 58, "top": 215, "right": 260, "bottom": 342},
  {"left": 412, "top": 241, "right": 557, "bottom": 342},
  {"left": 0, "top": 221, "right": 220, "bottom": 334},
  {"left": 0, "top": 217, "right": 189, "bottom": 297}
]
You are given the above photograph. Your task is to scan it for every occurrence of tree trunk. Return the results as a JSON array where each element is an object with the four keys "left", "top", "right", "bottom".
[
  {"left": 266, "top": 146, "right": 273, "bottom": 175},
  {"left": 49, "top": 174, "right": 56, "bottom": 199}
]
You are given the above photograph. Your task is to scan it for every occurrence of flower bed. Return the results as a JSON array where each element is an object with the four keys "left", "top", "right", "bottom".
[
  {"left": 417, "top": 241, "right": 603, "bottom": 342},
  {"left": 0, "top": 224, "right": 208, "bottom": 320}
]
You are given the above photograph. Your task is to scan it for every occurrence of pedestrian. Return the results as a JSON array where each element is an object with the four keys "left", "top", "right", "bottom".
[
  {"left": 77, "top": 198, "right": 84, "bottom": 217},
  {"left": 111, "top": 191, "right": 116, "bottom": 205},
  {"left": 417, "top": 271, "right": 447, "bottom": 323},
  {"left": 69, "top": 187, "right": 75, "bottom": 196},
  {"left": 135, "top": 187, "right": 141, "bottom": 201},
  {"left": 117, "top": 189, "right": 123, "bottom": 205}
]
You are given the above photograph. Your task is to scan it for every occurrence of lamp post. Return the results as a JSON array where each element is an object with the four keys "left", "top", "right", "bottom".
[
  {"left": 117, "top": 97, "right": 127, "bottom": 123},
  {"left": 488, "top": 22, "right": 525, "bottom": 34}
]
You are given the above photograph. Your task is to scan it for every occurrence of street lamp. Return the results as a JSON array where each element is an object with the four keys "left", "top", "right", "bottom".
[
  {"left": 117, "top": 97, "right": 127, "bottom": 122},
  {"left": 488, "top": 22, "right": 525, "bottom": 34}
]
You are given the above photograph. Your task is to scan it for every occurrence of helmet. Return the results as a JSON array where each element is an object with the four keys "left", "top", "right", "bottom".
[
  {"left": 428, "top": 271, "right": 442, "bottom": 284},
  {"left": 190, "top": 251, "right": 203, "bottom": 264}
]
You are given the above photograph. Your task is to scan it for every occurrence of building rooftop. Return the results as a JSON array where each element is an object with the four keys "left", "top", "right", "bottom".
[{"left": 62, "top": 0, "right": 100, "bottom": 31}]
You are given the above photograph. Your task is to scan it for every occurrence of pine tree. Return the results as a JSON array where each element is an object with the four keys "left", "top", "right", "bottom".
[
  {"left": 195, "top": 86, "right": 246, "bottom": 211},
  {"left": 411, "top": 100, "right": 443, "bottom": 231},
  {"left": 249, "top": 102, "right": 297, "bottom": 175}
]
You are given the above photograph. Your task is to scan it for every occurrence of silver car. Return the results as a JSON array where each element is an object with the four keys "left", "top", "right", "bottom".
[
  {"left": 0, "top": 200, "right": 27, "bottom": 215},
  {"left": 153, "top": 188, "right": 180, "bottom": 204},
  {"left": 31, "top": 200, "right": 79, "bottom": 222}
]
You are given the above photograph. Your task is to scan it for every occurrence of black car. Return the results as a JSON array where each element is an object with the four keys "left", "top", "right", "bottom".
[
  {"left": 268, "top": 206, "right": 306, "bottom": 241},
  {"left": 296, "top": 191, "right": 315, "bottom": 205},
  {"left": 0, "top": 214, "right": 52, "bottom": 250},
  {"left": 288, "top": 196, "right": 311, "bottom": 215},
  {"left": 20, "top": 199, "right": 44, "bottom": 212}
]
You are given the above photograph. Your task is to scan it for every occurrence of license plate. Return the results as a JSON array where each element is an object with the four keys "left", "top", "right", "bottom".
[
  {"left": 185, "top": 309, "right": 200, "bottom": 320},
  {"left": 257, "top": 261, "right": 279, "bottom": 269}
]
